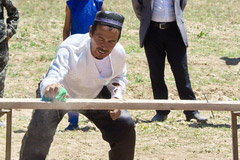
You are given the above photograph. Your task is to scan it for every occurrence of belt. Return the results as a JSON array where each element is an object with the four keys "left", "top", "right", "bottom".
[{"left": 150, "top": 21, "right": 176, "bottom": 29}]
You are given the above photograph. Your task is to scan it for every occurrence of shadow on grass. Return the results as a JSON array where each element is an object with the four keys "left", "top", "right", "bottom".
[
  {"left": 188, "top": 122, "right": 238, "bottom": 129},
  {"left": 220, "top": 57, "right": 240, "bottom": 65},
  {"left": 134, "top": 118, "right": 152, "bottom": 123},
  {"left": 14, "top": 130, "right": 26, "bottom": 133},
  {"left": 133, "top": 119, "right": 239, "bottom": 129}
]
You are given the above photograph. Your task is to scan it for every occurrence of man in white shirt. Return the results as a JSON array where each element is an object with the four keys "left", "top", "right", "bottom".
[
  {"left": 132, "top": 0, "right": 207, "bottom": 122},
  {"left": 20, "top": 11, "right": 135, "bottom": 160}
]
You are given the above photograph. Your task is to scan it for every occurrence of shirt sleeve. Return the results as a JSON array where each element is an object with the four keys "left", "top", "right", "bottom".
[
  {"left": 94, "top": 0, "right": 104, "bottom": 11},
  {"left": 4, "top": 0, "right": 19, "bottom": 38},
  {"left": 107, "top": 46, "right": 128, "bottom": 100},
  {"left": 132, "top": 0, "right": 142, "bottom": 20},
  {"left": 181, "top": 0, "right": 187, "bottom": 10},
  {"left": 40, "top": 48, "right": 70, "bottom": 96},
  {"left": 107, "top": 64, "right": 127, "bottom": 100},
  {"left": 66, "top": 0, "right": 74, "bottom": 11}
]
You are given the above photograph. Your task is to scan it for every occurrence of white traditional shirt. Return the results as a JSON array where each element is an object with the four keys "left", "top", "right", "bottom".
[
  {"left": 152, "top": 0, "right": 176, "bottom": 22},
  {"left": 40, "top": 33, "right": 127, "bottom": 100},
  {"left": 93, "top": 56, "right": 112, "bottom": 80}
]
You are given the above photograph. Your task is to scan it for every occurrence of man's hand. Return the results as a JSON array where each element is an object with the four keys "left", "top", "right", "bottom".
[
  {"left": 44, "top": 83, "right": 62, "bottom": 99},
  {"left": 109, "top": 109, "right": 121, "bottom": 120},
  {"left": 109, "top": 96, "right": 121, "bottom": 120}
]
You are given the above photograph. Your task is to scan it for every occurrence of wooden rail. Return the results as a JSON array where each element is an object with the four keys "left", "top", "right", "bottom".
[
  {"left": 0, "top": 98, "right": 240, "bottom": 111},
  {"left": 0, "top": 98, "right": 240, "bottom": 160}
]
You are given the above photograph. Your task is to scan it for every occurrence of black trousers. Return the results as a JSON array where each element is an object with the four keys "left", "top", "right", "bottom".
[
  {"left": 20, "top": 86, "right": 135, "bottom": 160},
  {"left": 143, "top": 22, "right": 198, "bottom": 116}
]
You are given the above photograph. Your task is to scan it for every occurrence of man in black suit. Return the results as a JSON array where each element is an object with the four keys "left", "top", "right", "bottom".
[{"left": 132, "top": 0, "right": 207, "bottom": 122}]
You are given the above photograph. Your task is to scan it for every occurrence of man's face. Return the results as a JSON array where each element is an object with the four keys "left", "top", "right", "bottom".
[{"left": 89, "top": 25, "right": 120, "bottom": 59}]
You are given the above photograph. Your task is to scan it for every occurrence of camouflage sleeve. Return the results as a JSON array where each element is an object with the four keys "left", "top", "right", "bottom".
[{"left": 3, "top": 0, "right": 19, "bottom": 38}]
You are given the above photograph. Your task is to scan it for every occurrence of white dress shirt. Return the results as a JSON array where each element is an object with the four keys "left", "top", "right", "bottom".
[{"left": 152, "top": 0, "right": 176, "bottom": 22}]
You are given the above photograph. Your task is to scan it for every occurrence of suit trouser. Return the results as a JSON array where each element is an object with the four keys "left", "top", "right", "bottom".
[
  {"left": 20, "top": 87, "right": 136, "bottom": 160},
  {"left": 143, "top": 22, "right": 198, "bottom": 116}
]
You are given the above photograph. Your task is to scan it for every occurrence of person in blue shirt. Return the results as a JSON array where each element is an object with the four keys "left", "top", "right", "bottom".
[
  {"left": 63, "top": 0, "right": 104, "bottom": 40},
  {"left": 62, "top": 0, "right": 104, "bottom": 130}
]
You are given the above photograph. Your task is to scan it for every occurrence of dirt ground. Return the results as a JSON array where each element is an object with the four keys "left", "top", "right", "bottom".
[
  {"left": 0, "top": 0, "right": 240, "bottom": 159},
  {"left": 0, "top": 51, "right": 239, "bottom": 160}
]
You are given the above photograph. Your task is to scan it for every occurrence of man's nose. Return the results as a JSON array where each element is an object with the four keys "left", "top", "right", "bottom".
[{"left": 100, "top": 43, "right": 107, "bottom": 50}]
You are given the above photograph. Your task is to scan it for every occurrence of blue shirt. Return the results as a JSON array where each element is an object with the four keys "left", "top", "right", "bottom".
[{"left": 67, "top": 0, "right": 103, "bottom": 34}]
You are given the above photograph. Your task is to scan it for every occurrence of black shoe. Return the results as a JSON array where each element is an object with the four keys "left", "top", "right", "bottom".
[
  {"left": 186, "top": 113, "right": 208, "bottom": 123},
  {"left": 151, "top": 114, "right": 168, "bottom": 122}
]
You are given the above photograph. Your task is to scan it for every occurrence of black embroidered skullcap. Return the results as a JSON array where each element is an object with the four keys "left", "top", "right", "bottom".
[{"left": 94, "top": 11, "right": 125, "bottom": 29}]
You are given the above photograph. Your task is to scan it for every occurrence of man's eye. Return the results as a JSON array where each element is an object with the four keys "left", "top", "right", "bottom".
[
  {"left": 98, "top": 38, "right": 104, "bottom": 42},
  {"left": 109, "top": 41, "right": 116, "bottom": 44}
]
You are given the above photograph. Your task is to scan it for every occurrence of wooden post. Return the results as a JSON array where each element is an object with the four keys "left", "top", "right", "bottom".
[
  {"left": 232, "top": 111, "right": 239, "bottom": 160},
  {"left": 5, "top": 109, "right": 12, "bottom": 160}
]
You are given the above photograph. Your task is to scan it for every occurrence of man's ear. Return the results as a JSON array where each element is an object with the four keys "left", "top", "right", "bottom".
[{"left": 89, "top": 25, "right": 93, "bottom": 38}]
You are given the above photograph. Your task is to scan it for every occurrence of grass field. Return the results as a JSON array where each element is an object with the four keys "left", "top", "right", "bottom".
[{"left": 0, "top": 0, "right": 240, "bottom": 159}]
